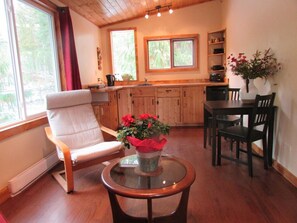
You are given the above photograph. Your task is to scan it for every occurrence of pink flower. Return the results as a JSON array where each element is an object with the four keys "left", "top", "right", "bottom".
[
  {"left": 148, "top": 122, "right": 152, "bottom": 128},
  {"left": 231, "top": 57, "right": 237, "bottom": 62}
]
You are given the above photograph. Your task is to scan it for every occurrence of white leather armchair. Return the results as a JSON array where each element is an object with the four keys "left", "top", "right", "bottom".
[{"left": 45, "top": 89, "right": 124, "bottom": 193}]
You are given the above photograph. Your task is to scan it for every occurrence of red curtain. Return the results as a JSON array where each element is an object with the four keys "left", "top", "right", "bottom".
[{"left": 58, "top": 7, "right": 82, "bottom": 90}]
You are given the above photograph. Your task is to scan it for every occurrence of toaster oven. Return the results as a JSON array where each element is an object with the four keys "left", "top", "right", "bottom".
[{"left": 209, "top": 73, "right": 225, "bottom": 82}]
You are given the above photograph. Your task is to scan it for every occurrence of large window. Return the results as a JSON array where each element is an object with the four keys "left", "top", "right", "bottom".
[
  {"left": 0, "top": 0, "right": 60, "bottom": 128},
  {"left": 109, "top": 28, "right": 138, "bottom": 81},
  {"left": 144, "top": 34, "right": 199, "bottom": 73}
]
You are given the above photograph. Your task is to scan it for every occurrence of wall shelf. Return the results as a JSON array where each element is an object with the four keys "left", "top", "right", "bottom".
[{"left": 207, "top": 29, "right": 226, "bottom": 82}]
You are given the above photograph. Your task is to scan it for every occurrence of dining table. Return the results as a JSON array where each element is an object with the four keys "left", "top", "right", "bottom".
[{"left": 203, "top": 100, "right": 276, "bottom": 166}]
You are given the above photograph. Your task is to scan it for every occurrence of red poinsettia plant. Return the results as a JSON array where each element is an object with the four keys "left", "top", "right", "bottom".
[{"left": 117, "top": 114, "right": 170, "bottom": 152}]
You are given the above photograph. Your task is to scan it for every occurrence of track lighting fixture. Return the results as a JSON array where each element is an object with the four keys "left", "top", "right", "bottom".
[{"left": 144, "top": 4, "right": 173, "bottom": 19}]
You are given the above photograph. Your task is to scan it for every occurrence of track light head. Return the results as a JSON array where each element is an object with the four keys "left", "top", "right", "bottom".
[{"left": 145, "top": 4, "right": 173, "bottom": 19}]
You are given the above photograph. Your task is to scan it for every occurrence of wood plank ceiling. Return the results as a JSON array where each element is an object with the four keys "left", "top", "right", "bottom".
[{"left": 54, "top": 0, "right": 214, "bottom": 27}]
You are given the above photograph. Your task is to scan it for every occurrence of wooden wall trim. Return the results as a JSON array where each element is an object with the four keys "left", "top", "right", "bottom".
[
  {"left": 253, "top": 143, "right": 297, "bottom": 188},
  {"left": 0, "top": 187, "right": 10, "bottom": 206},
  {"left": 0, "top": 116, "right": 48, "bottom": 142},
  {"left": 273, "top": 162, "right": 297, "bottom": 188}
]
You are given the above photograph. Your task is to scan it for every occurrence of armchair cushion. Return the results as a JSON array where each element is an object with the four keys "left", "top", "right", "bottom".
[
  {"left": 57, "top": 141, "right": 122, "bottom": 164},
  {"left": 47, "top": 103, "right": 104, "bottom": 150},
  {"left": 46, "top": 89, "right": 91, "bottom": 109}
]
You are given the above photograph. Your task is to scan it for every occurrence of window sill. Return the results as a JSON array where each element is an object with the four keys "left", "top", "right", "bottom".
[
  {"left": 145, "top": 67, "right": 198, "bottom": 73},
  {"left": 0, "top": 116, "right": 48, "bottom": 142}
]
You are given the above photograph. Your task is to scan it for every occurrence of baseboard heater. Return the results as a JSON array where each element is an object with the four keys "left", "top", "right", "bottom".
[{"left": 8, "top": 152, "right": 59, "bottom": 196}]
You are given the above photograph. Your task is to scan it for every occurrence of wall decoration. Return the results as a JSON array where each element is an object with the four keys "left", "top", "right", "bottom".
[{"left": 97, "top": 47, "right": 102, "bottom": 70}]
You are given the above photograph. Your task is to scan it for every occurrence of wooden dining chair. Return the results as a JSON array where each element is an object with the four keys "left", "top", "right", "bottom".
[
  {"left": 207, "top": 88, "right": 242, "bottom": 150},
  {"left": 217, "top": 93, "right": 276, "bottom": 177}
]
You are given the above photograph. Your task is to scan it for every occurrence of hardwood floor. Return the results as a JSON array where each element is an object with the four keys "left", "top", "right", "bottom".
[{"left": 1, "top": 127, "right": 297, "bottom": 223}]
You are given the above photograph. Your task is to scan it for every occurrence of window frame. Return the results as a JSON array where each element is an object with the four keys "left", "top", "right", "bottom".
[
  {"left": 144, "top": 34, "right": 199, "bottom": 73},
  {"left": 0, "top": 0, "right": 61, "bottom": 131},
  {"left": 108, "top": 27, "right": 139, "bottom": 82}
]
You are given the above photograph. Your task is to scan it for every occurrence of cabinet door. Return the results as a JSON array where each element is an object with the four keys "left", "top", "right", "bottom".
[
  {"left": 108, "top": 91, "right": 119, "bottom": 130},
  {"left": 131, "top": 87, "right": 155, "bottom": 96},
  {"left": 92, "top": 92, "right": 118, "bottom": 141},
  {"left": 182, "top": 86, "right": 205, "bottom": 124},
  {"left": 157, "top": 97, "right": 181, "bottom": 126},
  {"left": 132, "top": 96, "right": 156, "bottom": 117},
  {"left": 117, "top": 88, "right": 131, "bottom": 122},
  {"left": 157, "top": 87, "right": 181, "bottom": 97}
]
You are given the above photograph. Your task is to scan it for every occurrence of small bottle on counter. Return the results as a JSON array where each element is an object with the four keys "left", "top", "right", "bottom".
[{"left": 97, "top": 78, "right": 106, "bottom": 88}]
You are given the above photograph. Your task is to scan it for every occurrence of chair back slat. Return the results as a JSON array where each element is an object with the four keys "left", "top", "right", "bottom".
[
  {"left": 228, "top": 88, "right": 240, "bottom": 101},
  {"left": 249, "top": 93, "right": 276, "bottom": 137}
]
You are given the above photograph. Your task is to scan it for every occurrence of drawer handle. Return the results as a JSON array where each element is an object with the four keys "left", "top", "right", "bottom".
[{"left": 165, "top": 90, "right": 172, "bottom": 93}]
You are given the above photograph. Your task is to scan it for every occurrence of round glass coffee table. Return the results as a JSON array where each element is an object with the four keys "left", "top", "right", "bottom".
[{"left": 101, "top": 155, "right": 196, "bottom": 223}]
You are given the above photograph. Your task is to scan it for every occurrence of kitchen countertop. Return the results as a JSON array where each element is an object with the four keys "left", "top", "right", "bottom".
[{"left": 90, "top": 81, "right": 228, "bottom": 93}]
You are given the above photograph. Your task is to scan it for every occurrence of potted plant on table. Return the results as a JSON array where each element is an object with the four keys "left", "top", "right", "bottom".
[
  {"left": 121, "top": 73, "right": 133, "bottom": 83},
  {"left": 228, "top": 48, "right": 281, "bottom": 102},
  {"left": 117, "top": 113, "right": 170, "bottom": 173}
]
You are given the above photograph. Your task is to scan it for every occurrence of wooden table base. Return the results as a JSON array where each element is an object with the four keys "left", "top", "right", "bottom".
[{"left": 107, "top": 187, "right": 190, "bottom": 223}]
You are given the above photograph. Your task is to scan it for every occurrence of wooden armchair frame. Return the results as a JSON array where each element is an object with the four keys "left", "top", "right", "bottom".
[{"left": 45, "top": 125, "right": 125, "bottom": 193}]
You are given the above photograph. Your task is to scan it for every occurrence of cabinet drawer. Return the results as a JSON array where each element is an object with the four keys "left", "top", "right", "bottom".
[
  {"left": 131, "top": 87, "right": 155, "bottom": 96},
  {"left": 157, "top": 87, "right": 181, "bottom": 97}
]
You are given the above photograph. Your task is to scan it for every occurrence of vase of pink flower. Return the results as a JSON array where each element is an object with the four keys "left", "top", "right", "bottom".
[
  {"left": 117, "top": 113, "right": 170, "bottom": 173},
  {"left": 228, "top": 48, "right": 281, "bottom": 102}
]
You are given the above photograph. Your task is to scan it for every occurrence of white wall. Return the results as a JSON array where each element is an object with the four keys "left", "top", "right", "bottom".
[
  {"left": 222, "top": 0, "right": 297, "bottom": 176},
  {"left": 100, "top": 1, "right": 223, "bottom": 82},
  {"left": 0, "top": 125, "right": 55, "bottom": 189},
  {"left": 70, "top": 10, "right": 101, "bottom": 85}
]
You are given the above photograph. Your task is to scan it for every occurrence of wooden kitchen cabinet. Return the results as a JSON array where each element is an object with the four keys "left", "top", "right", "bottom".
[
  {"left": 156, "top": 87, "right": 181, "bottom": 126},
  {"left": 93, "top": 91, "right": 118, "bottom": 140},
  {"left": 131, "top": 87, "right": 156, "bottom": 117},
  {"left": 181, "top": 86, "right": 205, "bottom": 125},
  {"left": 117, "top": 88, "right": 131, "bottom": 122}
]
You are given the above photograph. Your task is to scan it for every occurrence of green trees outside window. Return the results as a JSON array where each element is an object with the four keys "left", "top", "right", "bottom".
[
  {"left": 173, "top": 40, "right": 194, "bottom": 67},
  {"left": 110, "top": 28, "right": 138, "bottom": 81},
  {"left": 0, "top": 0, "right": 60, "bottom": 127},
  {"left": 148, "top": 40, "right": 171, "bottom": 69},
  {"left": 144, "top": 34, "right": 199, "bottom": 73}
]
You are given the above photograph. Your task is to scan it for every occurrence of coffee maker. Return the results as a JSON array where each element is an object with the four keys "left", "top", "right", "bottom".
[{"left": 106, "top": 74, "right": 115, "bottom": 86}]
